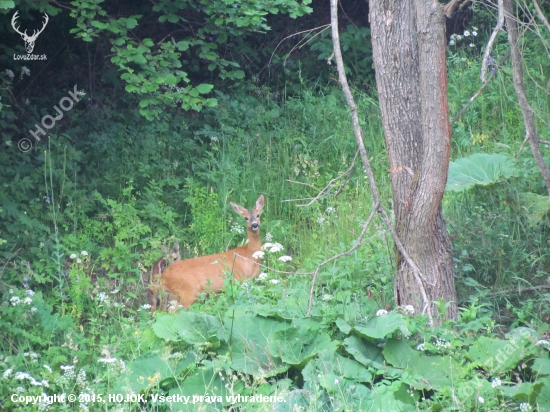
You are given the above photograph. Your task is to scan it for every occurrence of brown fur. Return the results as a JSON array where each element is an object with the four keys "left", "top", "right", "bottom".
[
  {"left": 148, "top": 242, "right": 181, "bottom": 312},
  {"left": 160, "top": 195, "right": 264, "bottom": 310}
]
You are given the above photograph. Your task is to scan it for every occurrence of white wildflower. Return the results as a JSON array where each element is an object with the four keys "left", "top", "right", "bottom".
[
  {"left": 140, "top": 304, "right": 152, "bottom": 310},
  {"left": 449, "top": 40, "right": 455, "bottom": 46},
  {"left": 464, "top": 30, "right": 470, "bottom": 37},
  {"left": 472, "top": 31, "right": 477, "bottom": 36},
  {"left": 5, "top": 69, "right": 14, "bottom": 79},
  {"left": 519, "top": 403, "right": 532, "bottom": 411},
  {"left": 43, "top": 365, "right": 52, "bottom": 374},
  {"left": 456, "top": 35, "right": 462, "bottom": 41},
  {"left": 334, "top": 378, "right": 339, "bottom": 384},
  {"left": 70, "top": 254, "right": 77, "bottom": 259},
  {"left": 478, "top": 396, "right": 484, "bottom": 404},
  {"left": 31, "top": 307, "right": 37, "bottom": 312},
  {"left": 416, "top": 343, "right": 425, "bottom": 351},
  {"left": 270, "top": 279, "right": 280, "bottom": 284},
  {"left": 491, "top": 378, "right": 501, "bottom": 388},
  {"left": 261, "top": 242, "right": 273, "bottom": 250},
  {"left": 469, "top": 43, "right": 475, "bottom": 48},
  {"left": 23, "top": 297, "right": 33, "bottom": 305},
  {"left": 10, "top": 296, "right": 21, "bottom": 306},
  {"left": 252, "top": 251, "right": 265, "bottom": 260},
  {"left": 21, "top": 66, "right": 30, "bottom": 76},
  {"left": 3, "top": 368, "right": 13, "bottom": 379},
  {"left": 265, "top": 232, "right": 273, "bottom": 241},
  {"left": 376, "top": 309, "right": 388, "bottom": 316},
  {"left": 81, "top": 251, "right": 88, "bottom": 256},
  {"left": 96, "top": 292, "right": 108, "bottom": 302},
  {"left": 258, "top": 273, "right": 267, "bottom": 280},
  {"left": 326, "top": 207, "right": 336, "bottom": 214},
  {"left": 322, "top": 294, "right": 333, "bottom": 301},
  {"left": 317, "top": 216, "right": 325, "bottom": 225},
  {"left": 268, "top": 243, "right": 284, "bottom": 253},
  {"left": 76, "top": 258, "right": 82, "bottom": 264},
  {"left": 278, "top": 255, "right": 292, "bottom": 263}
]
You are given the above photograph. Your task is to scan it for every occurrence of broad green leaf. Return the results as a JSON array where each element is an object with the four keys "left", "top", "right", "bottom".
[
  {"left": 152, "top": 312, "right": 225, "bottom": 348},
  {"left": 519, "top": 192, "right": 550, "bottom": 225},
  {"left": 302, "top": 349, "right": 372, "bottom": 383},
  {"left": 467, "top": 331, "right": 538, "bottom": 374},
  {"left": 352, "top": 312, "right": 411, "bottom": 339},
  {"left": 115, "top": 355, "right": 175, "bottom": 393},
  {"left": 195, "top": 83, "right": 213, "bottom": 94},
  {"left": 446, "top": 153, "right": 518, "bottom": 192},
  {"left": 343, "top": 335, "right": 401, "bottom": 378},
  {"left": 125, "top": 17, "right": 138, "bottom": 29},
  {"left": 533, "top": 358, "right": 550, "bottom": 376},
  {"left": 383, "top": 339, "right": 454, "bottom": 390},
  {"left": 0, "top": 1, "right": 15, "bottom": 9},
  {"left": 226, "top": 314, "right": 290, "bottom": 377},
  {"left": 268, "top": 319, "right": 339, "bottom": 367}
]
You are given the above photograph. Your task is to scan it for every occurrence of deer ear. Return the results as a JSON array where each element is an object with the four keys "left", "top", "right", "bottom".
[
  {"left": 161, "top": 245, "right": 170, "bottom": 254},
  {"left": 230, "top": 201, "right": 247, "bottom": 217},
  {"left": 255, "top": 195, "right": 264, "bottom": 212},
  {"left": 173, "top": 241, "right": 179, "bottom": 252}
]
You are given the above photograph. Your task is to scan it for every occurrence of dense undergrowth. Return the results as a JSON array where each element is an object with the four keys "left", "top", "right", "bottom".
[{"left": 1, "top": 15, "right": 550, "bottom": 412}]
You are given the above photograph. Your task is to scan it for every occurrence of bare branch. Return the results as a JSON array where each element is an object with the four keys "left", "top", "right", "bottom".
[
  {"left": 450, "top": 52, "right": 510, "bottom": 127},
  {"left": 284, "top": 150, "right": 359, "bottom": 206},
  {"left": 533, "top": 0, "right": 550, "bottom": 34},
  {"left": 481, "top": 0, "right": 504, "bottom": 82}
]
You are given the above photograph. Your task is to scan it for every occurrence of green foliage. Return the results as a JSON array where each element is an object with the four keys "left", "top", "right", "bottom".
[
  {"left": 446, "top": 153, "right": 519, "bottom": 192},
  {"left": 67, "top": 0, "right": 312, "bottom": 119},
  {"left": 184, "top": 184, "right": 226, "bottom": 255}
]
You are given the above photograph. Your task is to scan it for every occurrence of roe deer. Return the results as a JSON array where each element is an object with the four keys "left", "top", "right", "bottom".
[
  {"left": 160, "top": 194, "right": 264, "bottom": 310},
  {"left": 148, "top": 242, "right": 181, "bottom": 312}
]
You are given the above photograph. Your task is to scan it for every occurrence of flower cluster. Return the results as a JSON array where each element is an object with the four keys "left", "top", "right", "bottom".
[{"left": 449, "top": 27, "right": 478, "bottom": 48}]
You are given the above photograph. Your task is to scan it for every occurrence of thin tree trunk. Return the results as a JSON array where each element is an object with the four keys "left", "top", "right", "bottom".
[
  {"left": 370, "top": 0, "right": 457, "bottom": 321},
  {"left": 503, "top": 0, "right": 550, "bottom": 196}
]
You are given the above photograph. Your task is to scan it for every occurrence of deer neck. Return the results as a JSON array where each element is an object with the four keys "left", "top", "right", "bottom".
[{"left": 245, "top": 229, "right": 261, "bottom": 253}]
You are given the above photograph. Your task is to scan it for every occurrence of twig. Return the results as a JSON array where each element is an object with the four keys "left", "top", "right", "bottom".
[
  {"left": 487, "top": 284, "right": 550, "bottom": 297},
  {"left": 307, "top": 203, "right": 378, "bottom": 315},
  {"left": 284, "top": 150, "right": 359, "bottom": 206},
  {"left": 481, "top": 0, "right": 504, "bottom": 82},
  {"left": 450, "top": 52, "right": 510, "bottom": 127},
  {"left": 268, "top": 24, "right": 331, "bottom": 67}
]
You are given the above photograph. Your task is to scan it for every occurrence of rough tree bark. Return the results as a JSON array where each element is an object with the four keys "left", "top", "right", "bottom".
[{"left": 369, "top": 0, "right": 458, "bottom": 320}]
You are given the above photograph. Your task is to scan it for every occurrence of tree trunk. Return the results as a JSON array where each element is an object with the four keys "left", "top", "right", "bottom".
[{"left": 369, "top": 0, "right": 458, "bottom": 321}]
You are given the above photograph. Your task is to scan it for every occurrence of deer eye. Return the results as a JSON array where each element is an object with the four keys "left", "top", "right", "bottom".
[
  {"left": 245, "top": 217, "right": 249, "bottom": 221},
  {"left": 256, "top": 214, "right": 260, "bottom": 218}
]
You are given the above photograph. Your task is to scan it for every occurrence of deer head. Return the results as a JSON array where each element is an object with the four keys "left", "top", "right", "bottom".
[{"left": 12, "top": 11, "right": 49, "bottom": 54}]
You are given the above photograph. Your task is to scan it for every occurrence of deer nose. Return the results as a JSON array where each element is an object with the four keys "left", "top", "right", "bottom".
[{"left": 251, "top": 223, "right": 259, "bottom": 230}]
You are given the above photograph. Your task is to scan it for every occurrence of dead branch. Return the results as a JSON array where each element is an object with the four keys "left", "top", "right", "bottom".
[
  {"left": 481, "top": 0, "right": 505, "bottom": 82},
  {"left": 284, "top": 150, "right": 359, "bottom": 206},
  {"left": 450, "top": 52, "right": 510, "bottom": 127},
  {"left": 533, "top": 0, "right": 550, "bottom": 34},
  {"left": 487, "top": 284, "right": 550, "bottom": 297},
  {"left": 504, "top": 0, "right": 550, "bottom": 195}
]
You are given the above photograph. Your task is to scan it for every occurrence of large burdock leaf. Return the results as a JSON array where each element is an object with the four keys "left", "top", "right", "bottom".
[
  {"left": 152, "top": 312, "right": 226, "bottom": 348},
  {"left": 446, "top": 153, "right": 517, "bottom": 192},
  {"left": 268, "top": 319, "right": 339, "bottom": 367},
  {"left": 519, "top": 192, "right": 550, "bottom": 225},
  {"left": 227, "top": 314, "right": 290, "bottom": 378}
]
